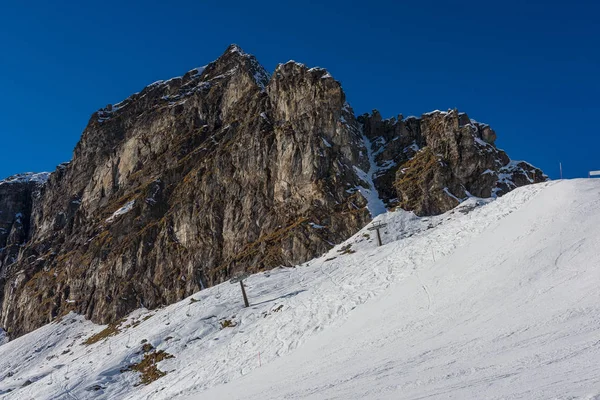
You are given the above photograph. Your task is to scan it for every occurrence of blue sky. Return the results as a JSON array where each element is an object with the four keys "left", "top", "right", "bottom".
[{"left": 1, "top": 0, "right": 598, "bottom": 180}]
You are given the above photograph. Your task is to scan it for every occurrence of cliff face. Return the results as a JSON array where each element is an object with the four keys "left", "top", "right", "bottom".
[
  {"left": 0, "top": 173, "right": 49, "bottom": 306},
  {"left": 0, "top": 45, "right": 546, "bottom": 338}
]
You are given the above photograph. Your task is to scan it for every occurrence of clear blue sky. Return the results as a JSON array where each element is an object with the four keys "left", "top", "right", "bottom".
[{"left": 1, "top": 0, "right": 598, "bottom": 180}]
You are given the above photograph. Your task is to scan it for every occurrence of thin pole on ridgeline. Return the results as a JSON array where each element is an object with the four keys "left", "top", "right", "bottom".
[{"left": 560, "top": 162, "right": 563, "bottom": 179}]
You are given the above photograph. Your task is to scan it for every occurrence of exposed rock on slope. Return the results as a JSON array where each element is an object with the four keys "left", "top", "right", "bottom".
[{"left": 0, "top": 45, "right": 546, "bottom": 339}]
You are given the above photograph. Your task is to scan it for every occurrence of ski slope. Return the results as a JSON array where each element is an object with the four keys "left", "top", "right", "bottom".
[{"left": 1, "top": 179, "right": 600, "bottom": 399}]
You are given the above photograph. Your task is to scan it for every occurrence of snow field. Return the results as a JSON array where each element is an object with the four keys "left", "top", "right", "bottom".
[
  {"left": 2, "top": 180, "right": 599, "bottom": 399},
  {"left": 200, "top": 179, "right": 600, "bottom": 399}
]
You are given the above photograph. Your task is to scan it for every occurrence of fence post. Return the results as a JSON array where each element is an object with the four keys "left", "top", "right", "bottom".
[{"left": 230, "top": 273, "right": 251, "bottom": 307}]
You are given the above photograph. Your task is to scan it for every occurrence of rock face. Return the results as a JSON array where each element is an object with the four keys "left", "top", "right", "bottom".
[
  {"left": 0, "top": 45, "right": 546, "bottom": 339},
  {"left": 0, "top": 173, "right": 49, "bottom": 332}
]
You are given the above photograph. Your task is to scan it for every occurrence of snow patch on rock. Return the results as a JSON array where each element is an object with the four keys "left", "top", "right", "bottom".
[{"left": 106, "top": 200, "right": 135, "bottom": 223}]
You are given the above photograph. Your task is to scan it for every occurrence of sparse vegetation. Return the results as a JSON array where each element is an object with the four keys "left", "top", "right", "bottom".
[
  {"left": 337, "top": 244, "right": 355, "bottom": 255},
  {"left": 141, "top": 343, "right": 154, "bottom": 353},
  {"left": 394, "top": 147, "right": 448, "bottom": 213},
  {"left": 122, "top": 350, "right": 174, "bottom": 385},
  {"left": 209, "top": 216, "right": 310, "bottom": 282},
  {"left": 220, "top": 319, "right": 237, "bottom": 329},
  {"left": 83, "top": 321, "right": 123, "bottom": 345}
]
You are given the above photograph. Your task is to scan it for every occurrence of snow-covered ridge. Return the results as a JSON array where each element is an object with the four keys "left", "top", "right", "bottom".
[{"left": 0, "top": 172, "right": 50, "bottom": 187}]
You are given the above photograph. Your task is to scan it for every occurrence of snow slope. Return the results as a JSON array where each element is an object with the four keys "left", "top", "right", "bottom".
[{"left": 2, "top": 179, "right": 600, "bottom": 399}]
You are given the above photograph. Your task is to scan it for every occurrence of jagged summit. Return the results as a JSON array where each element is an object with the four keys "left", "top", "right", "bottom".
[
  {"left": 225, "top": 43, "right": 250, "bottom": 56},
  {"left": 202, "top": 43, "right": 270, "bottom": 89},
  {"left": 94, "top": 46, "right": 346, "bottom": 126},
  {"left": 96, "top": 45, "right": 270, "bottom": 124}
]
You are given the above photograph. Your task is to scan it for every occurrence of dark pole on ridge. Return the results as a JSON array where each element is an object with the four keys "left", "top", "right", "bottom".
[
  {"left": 240, "top": 280, "right": 249, "bottom": 308},
  {"left": 230, "top": 273, "right": 251, "bottom": 307}
]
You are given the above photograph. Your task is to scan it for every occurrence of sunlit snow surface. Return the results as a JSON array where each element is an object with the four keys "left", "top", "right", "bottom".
[{"left": 2, "top": 180, "right": 600, "bottom": 399}]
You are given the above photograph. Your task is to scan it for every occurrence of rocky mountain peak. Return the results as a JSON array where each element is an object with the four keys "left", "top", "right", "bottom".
[{"left": 0, "top": 45, "right": 546, "bottom": 339}]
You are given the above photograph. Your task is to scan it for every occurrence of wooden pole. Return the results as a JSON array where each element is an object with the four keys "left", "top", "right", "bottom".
[
  {"left": 240, "top": 281, "right": 249, "bottom": 308},
  {"left": 376, "top": 228, "right": 382, "bottom": 247}
]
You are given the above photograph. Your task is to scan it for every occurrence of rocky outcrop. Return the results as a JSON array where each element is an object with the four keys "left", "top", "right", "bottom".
[
  {"left": 0, "top": 45, "right": 546, "bottom": 339},
  {"left": 359, "top": 109, "right": 546, "bottom": 216}
]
